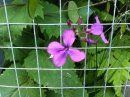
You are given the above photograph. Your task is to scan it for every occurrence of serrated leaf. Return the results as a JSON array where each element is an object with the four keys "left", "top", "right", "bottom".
[
  {"left": 112, "top": 35, "right": 130, "bottom": 46},
  {"left": 36, "top": 1, "right": 67, "bottom": 38},
  {"left": 35, "top": 2, "right": 44, "bottom": 19},
  {"left": 28, "top": 0, "right": 39, "bottom": 18},
  {"left": 23, "top": 50, "right": 88, "bottom": 97},
  {"left": 78, "top": 7, "right": 93, "bottom": 23},
  {"left": 68, "top": 1, "right": 79, "bottom": 23},
  {"left": 0, "top": 5, "right": 32, "bottom": 46},
  {"left": 103, "top": 50, "right": 130, "bottom": 96},
  {"left": 0, "top": 64, "right": 45, "bottom": 97},
  {"left": 94, "top": 88, "right": 115, "bottom": 97}
]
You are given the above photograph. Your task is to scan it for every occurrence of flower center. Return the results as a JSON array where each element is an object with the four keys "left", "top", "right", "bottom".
[{"left": 65, "top": 47, "right": 69, "bottom": 51}]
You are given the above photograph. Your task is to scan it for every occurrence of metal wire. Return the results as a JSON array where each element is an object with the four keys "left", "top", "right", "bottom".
[
  {"left": 32, "top": 19, "right": 42, "bottom": 97},
  {"left": 2, "top": 0, "right": 21, "bottom": 97},
  {"left": 103, "top": 0, "right": 117, "bottom": 97},
  {"left": 0, "top": 0, "right": 130, "bottom": 97},
  {"left": 59, "top": 0, "right": 63, "bottom": 96}
]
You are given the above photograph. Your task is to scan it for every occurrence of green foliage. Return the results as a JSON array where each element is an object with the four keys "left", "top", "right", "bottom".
[
  {"left": 78, "top": 7, "right": 93, "bottom": 23},
  {"left": 95, "top": 8, "right": 113, "bottom": 21},
  {"left": 106, "top": 2, "right": 110, "bottom": 13},
  {"left": 119, "top": 0, "right": 126, "bottom": 4},
  {"left": 0, "top": 4, "right": 32, "bottom": 46},
  {"left": 94, "top": 88, "right": 115, "bottom": 97},
  {"left": 120, "top": 23, "right": 127, "bottom": 35},
  {"left": 0, "top": 64, "right": 46, "bottom": 97},
  {"left": 68, "top": 1, "right": 79, "bottom": 23},
  {"left": 0, "top": 0, "right": 130, "bottom": 97},
  {"left": 28, "top": 0, "right": 40, "bottom": 18},
  {"left": 36, "top": 1, "right": 67, "bottom": 38},
  {"left": 23, "top": 50, "right": 88, "bottom": 97}
]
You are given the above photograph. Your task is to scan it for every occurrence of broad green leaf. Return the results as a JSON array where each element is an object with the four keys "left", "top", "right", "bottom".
[
  {"left": 78, "top": 7, "right": 93, "bottom": 23},
  {"left": 35, "top": 2, "right": 44, "bottom": 19},
  {"left": 94, "top": 88, "right": 115, "bottom": 97},
  {"left": 4, "top": 27, "right": 44, "bottom": 61},
  {"left": 68, "top": 1, "right": 79, "bottom": 23},
  {"left": 5, "top": 48, "right": 27, "bottom": 61},
  {"left": 36, "top": 1, "right": 68, "bottom": 38},
  {"left": 28, "top": 0, "right": 39, "bottom": 18},
  {"left": 23, "top": 50, "right": 88, "bottom": 97},
  {"left": 0, "top": 5, "right": 32, "bottom": 46},
  {"left": 45, "top": 90, "right": 61, "bottom": 97},
  {"left": 120, "top": 23, "right": 126, "bottom": 35},
  {"left": 0, "top": 64, "right": 46, "bottom": 97}
]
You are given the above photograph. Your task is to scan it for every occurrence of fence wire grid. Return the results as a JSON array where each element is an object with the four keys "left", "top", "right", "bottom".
[{"left": 0, "top": 0, "right": 130, "bottom": 97}]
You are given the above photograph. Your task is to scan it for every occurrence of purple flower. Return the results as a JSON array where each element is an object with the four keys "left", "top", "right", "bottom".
[
  {"left": 47, "top": 29, "right": 86, "bottom": 67},
  {"left": 87, "top": 16, "right": 109, "bottom": 44}
]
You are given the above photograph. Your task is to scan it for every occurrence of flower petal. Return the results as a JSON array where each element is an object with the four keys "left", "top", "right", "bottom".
[
  {"left": 52, "top": 51, "right": 67, "bottom": 67},
  {"left": 100, "top": 33, "right": 109, "bottom": 44},
  {"left": 68, "top": 48, "right": 86, "bottom": 62},
  {"left": 62, "top": 29, "right": 75, "bottom": 47},
  {"left": 91, "top": 23, "right": 103, "bottom": 35},
  {"left": 87, "top": 39, "right": 96, "bottom": 44},
  {"left": 95, "top": 16, "right": 100, "bottom": 24},
  {"left": 47, "top": 41, "right": 64, "bottom": 55}
]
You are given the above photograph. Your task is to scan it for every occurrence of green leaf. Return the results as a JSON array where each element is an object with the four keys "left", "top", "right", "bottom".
[
  {"left": 95, "top": 8, "right": 113, "bottom": 21},
  {"left": 68, "top": 1, "right": 79, "bottom": 23},
  {"left": 120, "top": 23, "right": 126, "bottom": 35},
  {"left": 94, "top": 88, "right": 115, "bottom": 97},
  {"left": 36, "top": 1, "right": 68, "bottom": 38},
  {"left": 0, "top": 49, "right": 4, "bottom": 73},
  {"left": 45, "top": 90, "right": 61, "bottom": 97},
  {"left": 4, "top": 27, "right": 44, "bottom": 61},
  {"left": 23, "top": 50, "right": 88, "bottom": 97},
  {"left": 0, "top": 5, "right": 32, "bottom": 46},
  {"left": 28, "top": 0, "right": 39, "bottom": 18},
  {"left": 106, "top": 2, "right": 110, "bottom": 13},
  {"left": 78, "top": 7, "right": 93, "bottom": 23},
  {"left": 12, "top": 0, "right": 24, "bottom": 4},
  {"left": 119, "top": 0, "right": 125, "bottom": 4},
  {"left": 112, "top": 35, "right": 130, "bottom": 47},
  {"left": 103, "top": 50, "right": 130, "bottom": 96},
  {"left": 35, "top": 2, "right": 44, "bottom": 19},
  {"left": 0, "top": 64, "right": 46, "bottom": 97}
]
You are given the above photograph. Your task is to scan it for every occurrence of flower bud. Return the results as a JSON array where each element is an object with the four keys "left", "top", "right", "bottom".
[
  {"left": 83, "top": 26, "right": 87, "bottom": 31},
  {"left": 80, "top": 37, "right": 96, "bottom": 44},
  {"left": 67, "top": 19, "right": 72, "bottom": 28},
  {"left": 78, "top": 16, "right": 82, "bottom": 25}
]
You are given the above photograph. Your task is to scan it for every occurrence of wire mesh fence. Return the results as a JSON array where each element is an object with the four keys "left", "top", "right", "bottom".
[{"left": 0, "top": 0, "right": 130, "bottom": 97}]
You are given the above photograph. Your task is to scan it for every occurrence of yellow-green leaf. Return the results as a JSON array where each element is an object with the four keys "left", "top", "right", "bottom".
[
  {"left": 28, "top": 0, "right": 39, "bottom": 18},
  {"left": 106, "top": 2, "right": 110, "bottom": 13},
  {"left": 120, "top": 23, "right": 126, "bottom": 35}
]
